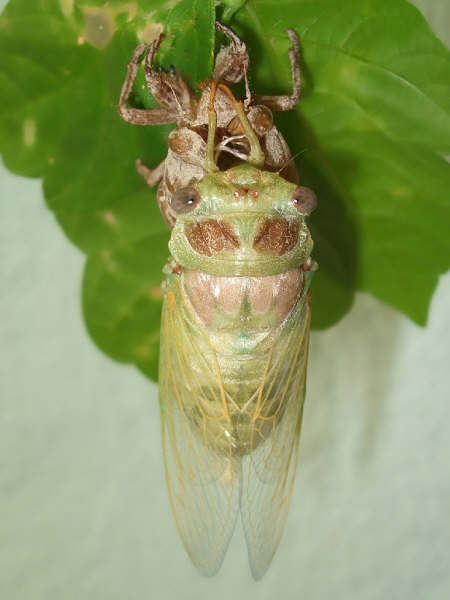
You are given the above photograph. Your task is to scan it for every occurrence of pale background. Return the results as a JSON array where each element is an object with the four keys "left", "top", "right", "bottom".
[{"left": 1, "top": 1, "right": 449, "bottom": 598}]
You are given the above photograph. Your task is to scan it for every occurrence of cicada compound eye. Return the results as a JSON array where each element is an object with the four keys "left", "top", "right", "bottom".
[
  {"left": 291, "top": 186, "right": 318, "bottom": 215},
  {"left": 170, "top": 186, "right": 201, "bottom": 214}
]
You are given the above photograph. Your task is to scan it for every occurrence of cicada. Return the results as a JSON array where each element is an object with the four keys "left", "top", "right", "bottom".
[{"left": 119, "top": 22, "right": 318, "bottom": 580}]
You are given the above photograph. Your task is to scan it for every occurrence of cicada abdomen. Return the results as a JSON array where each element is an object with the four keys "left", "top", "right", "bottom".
[{"left": 119, "top": 21, "right": 318, "bottom": 579}]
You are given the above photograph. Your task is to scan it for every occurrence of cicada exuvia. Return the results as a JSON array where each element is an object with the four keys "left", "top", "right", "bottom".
[{"left": 119, "top": 22, "right": 318, "bottom": 580}]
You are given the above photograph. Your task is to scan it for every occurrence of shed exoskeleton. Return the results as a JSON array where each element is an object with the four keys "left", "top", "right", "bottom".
[{"left": 119, "top": 22, "right": 302, "bottom": 226}]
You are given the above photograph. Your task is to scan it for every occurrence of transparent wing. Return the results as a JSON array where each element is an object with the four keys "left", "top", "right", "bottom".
[
  {"left": 159, "top": 284, "right": 240, "bottom": 576},
  {"left": 239, "top": 293, "right": 311, "bottom": 580}
]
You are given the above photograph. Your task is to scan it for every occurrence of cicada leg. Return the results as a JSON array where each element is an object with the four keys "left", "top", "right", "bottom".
[
  {"left": 253, "top": 29, "right": 301, "bottom": 112},
  {"left": 118, "top": 42, "right": 177, "bottom": 125},
  {"left": 214, "top": 22, "right": 249, "bottom": 84},
  {"left": 135, "top": 158, "right": 165, "bottom": 188},
  {"left": 144, "top": 36, "right": 197, "bottom": 120}
]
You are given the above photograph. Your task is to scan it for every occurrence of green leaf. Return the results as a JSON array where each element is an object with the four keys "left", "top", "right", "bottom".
[
  {"left": 0, "top": 0, "right": 449, "bottom": 380},
  {"left": 154, "top": 0, "right": 215, "bottom": 83},
  {"left": 82, "top": 233, "right": 170, "bottom": 380},
  {"left": 217, "top": 0, "right": 249, "bottom": 24}
]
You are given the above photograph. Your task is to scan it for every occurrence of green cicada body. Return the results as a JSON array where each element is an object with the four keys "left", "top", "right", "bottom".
[
  {"left": 160, "top": 166, "right": 317, "bottom": 579},
  {"left": 119, "top": 22, "right": 317, "bottom": 579}
]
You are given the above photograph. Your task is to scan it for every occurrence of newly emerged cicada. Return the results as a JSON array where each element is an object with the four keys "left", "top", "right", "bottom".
[{"left": 119, "top": 22, "right": 318, "bottom": 579}]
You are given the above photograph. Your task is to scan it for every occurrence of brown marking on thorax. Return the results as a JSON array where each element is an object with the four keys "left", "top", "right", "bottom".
[
  {"left": 253, "top": 218, "right": 299, "bottom": 255},
  {"left": 186, "top": 220, "right": 240, "bottom": 256}
]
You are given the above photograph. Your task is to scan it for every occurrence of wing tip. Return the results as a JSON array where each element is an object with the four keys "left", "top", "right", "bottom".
[
  {"left": 250, "top": 565, "right": 270, "bottom": 581},
  {"left": 248, "top": 550, "right": 275, "bottom": 581},
  {"left": 190, "top": 550, "right": 227, "bottom": 579}
]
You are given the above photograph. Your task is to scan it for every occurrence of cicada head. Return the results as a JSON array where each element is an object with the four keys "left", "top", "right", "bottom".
[{"left": 168, "top": 164, "right": 317, "bottom": 276}]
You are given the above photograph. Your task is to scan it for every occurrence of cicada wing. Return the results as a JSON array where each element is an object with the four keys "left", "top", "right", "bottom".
[
  {"left": 240, "top": 295, "right": 311, "bottom": 580},
  {"left": 159, "top": 285, "right": 240, "bottom": 576}
]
